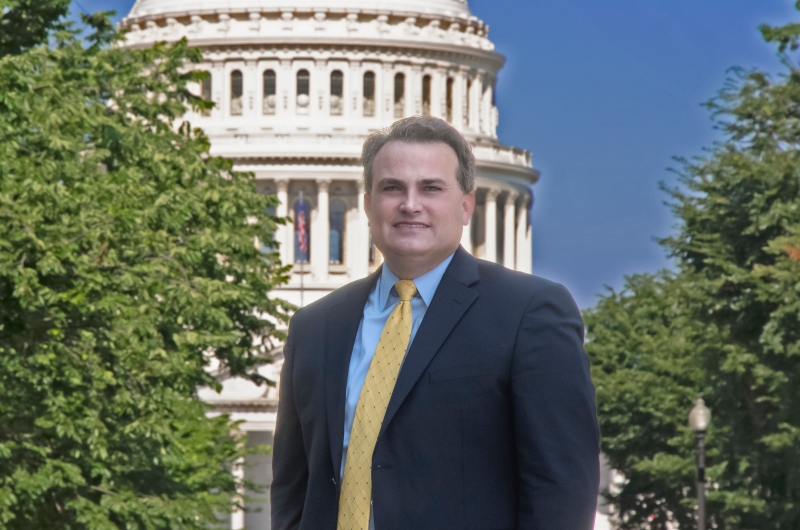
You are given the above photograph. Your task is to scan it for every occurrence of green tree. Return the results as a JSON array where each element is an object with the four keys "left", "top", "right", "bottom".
[
  {"left": 586, "top": 7, "right": 800, "bottom": 530},
  {"left": 0, "top": 10, "right": 290, "bottom": 530},
  {"left": 0, "top": 0, "right": 71, "bottom": 57}
]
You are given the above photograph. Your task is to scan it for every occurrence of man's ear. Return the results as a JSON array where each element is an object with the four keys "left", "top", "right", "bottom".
[{"left": 462, "top": 191, "right": 476, "bottom": 226}]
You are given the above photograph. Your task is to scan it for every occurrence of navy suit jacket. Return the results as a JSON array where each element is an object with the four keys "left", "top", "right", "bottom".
[{"left": 271, "top": 247, "right": 600, "bottom": 530}]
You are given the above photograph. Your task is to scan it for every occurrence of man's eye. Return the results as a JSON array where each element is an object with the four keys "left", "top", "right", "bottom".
[
  {"left": 424, "top": 186, "right": 441, "bottom": 191},
  {"left": 384, "top": 186, "right": 399, "bottom": 191}
]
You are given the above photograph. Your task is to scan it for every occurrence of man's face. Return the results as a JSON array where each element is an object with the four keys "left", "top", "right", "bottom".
[{"left": 364, "top": 141, "right": 475, "bottom": 272}]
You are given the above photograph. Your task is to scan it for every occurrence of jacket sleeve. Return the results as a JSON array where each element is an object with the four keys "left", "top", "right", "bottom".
[
  {"left": 271, "top": 319, "right": 309, "bottom": 530},
  {"left": 512, "top": 282, "right": 600, "bottom": 530}
]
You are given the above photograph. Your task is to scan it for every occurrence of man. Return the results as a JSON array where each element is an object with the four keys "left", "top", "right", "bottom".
[{"left": 272, "top": 117, "right": 600, "bottom": 530}]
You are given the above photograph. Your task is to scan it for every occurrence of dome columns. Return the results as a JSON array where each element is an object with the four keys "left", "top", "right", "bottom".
[
  {"left": 312, "top": 179, "right": 332, "bottom": 282},
  {"left": 265, "top": 177, "right": 533, "bottom": 297},
  {"left": 483, "top": 187, "right": 500, "bottom": 263},
  {"left": 456, "top": 186, "right": 532, "bottom": 271},
  {"left": 503, "top": 190, "right": 519, "bottom": 269},
  {"left": 517, "top": 194, "right": 533, "bottom": 273},
  {"left": 275, "top": 178, "right": 291, "bottom": 267}
]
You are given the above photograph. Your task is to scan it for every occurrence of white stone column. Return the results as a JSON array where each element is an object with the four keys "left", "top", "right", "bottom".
[
  {"left": 437, "top": 67, "right": 448, "bottom": 119},
  {"left": 461, "top": 213, "right": 473, "bottom": 254},
  {"left": 484, "top": 188, "right": 499, "bottom": 263},
  {"left": 315, "top": 58, "right": 326, "bottom": 118},
  {"left": 231, "top": 456, "right": 245, "bottom": 530},
  {"left": 481, "top": 74, "right": 491, "bottom": 135},
  {"left": 312, "top": 179, "right": 331, "bottom": 282},
  {"left": 525, "top": 220, "right": 533, "bottom": 274},
  {"left": 275, "top": 179, "right": 290, "bottom": 267},
  {"left": 212, "top": 61, "right": 224, "bottom": 118},
  {"left": 354, "top": 180, "right": 370, "bottom": 278},
  {"left": 473, "top": 74, "right": 483, "bottom": 133},
  {"left": 411, "top": 65, "right": 422, "bottom": 116},
  {"left": 350, "top": 59, "right": 361, "bottom": 119},
  {"left": 516, "top": 194, "right": 532, "bottom": 273},
  {"left": 245, "top": 60, "right": 256, "bottom": 113},
  {"left": 382, "top": 62, "right": 393, "bottom": 124},
  {"left": 503, "top": 191, "right": 518, "bottom": 269},
  {"left": 279, "top": 58, "right": 291, "bottom": 116},
  {"left": 459, "top": 68, "right": 469, "bottom": 130}
]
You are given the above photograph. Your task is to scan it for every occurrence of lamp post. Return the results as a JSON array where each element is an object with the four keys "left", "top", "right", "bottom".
[{"left": 689, "top": 397, "right": 711, "bottom": 530}]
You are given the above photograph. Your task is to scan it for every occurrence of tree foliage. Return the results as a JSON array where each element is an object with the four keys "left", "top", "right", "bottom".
[
  {"left": 0, "top": 10, "right": 290, "bottom": 530},
  {"left": 586, "top": 9, "right": 800, "bottom": 530},
  {"left": 0, "top": 0, "right": 71, "bottom": 57}
]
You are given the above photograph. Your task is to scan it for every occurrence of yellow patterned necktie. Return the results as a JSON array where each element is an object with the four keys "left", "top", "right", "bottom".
[{"left": 337, "top": 279, "right": 418, "bottom": 530}]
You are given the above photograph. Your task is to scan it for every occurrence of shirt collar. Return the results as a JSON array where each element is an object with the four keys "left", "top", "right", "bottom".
[{"left": 377, "top": 253, "right": 456, "bottom": 311}]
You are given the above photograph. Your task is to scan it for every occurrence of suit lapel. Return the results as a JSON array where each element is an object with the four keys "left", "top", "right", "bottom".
[
  {"left": 325, "top": 269, "right": 381, "bottom": 478},
  {"left": 378, "top": 247, "right": 480, "bottom": 440}
]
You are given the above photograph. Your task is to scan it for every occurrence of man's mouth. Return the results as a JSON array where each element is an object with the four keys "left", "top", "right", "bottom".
[{"left": 394, "top": 222, "right": 429, "bottom": 228}]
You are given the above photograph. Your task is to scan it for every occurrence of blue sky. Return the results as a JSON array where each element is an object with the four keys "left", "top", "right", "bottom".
[
  {"left": 74, "top": 0, "right": 799, "bottom": 308},
  {"left": 466, "top": 0, "right": 798, "bottom": 308}
]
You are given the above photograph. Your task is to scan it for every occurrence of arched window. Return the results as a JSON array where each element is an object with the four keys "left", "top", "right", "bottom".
[
  {"left": 422, "top": 75, "right": 431, "bottom": 117},
  {"left": 294, "top": 198, "right": 311, "bottom": 263},
  {"left": 363, "top": 71, "right": 375, "bottom": 117},
  {"left": 296, "top": 69, "right": 310, "bottom": 114},
  {"left": 446, "top": 77, "right": 454, "bottom": 123},
  {"left": 230, "top": 70, "right": 243, "bottom": 116},
  {"left": 394, "top": 72, "right": 405, "bottom": 118},
  {"left": 329, "top": 199, "right": 346, "bottom": 264},
  {"left": 330, "top": 70, "right": 344, "bottom": 116},
  {"left": 263, "top": 69, "right": 276, "bottom": 115},
  {"left": 200, "top": 71, "right": 212, "bottom": 116}
]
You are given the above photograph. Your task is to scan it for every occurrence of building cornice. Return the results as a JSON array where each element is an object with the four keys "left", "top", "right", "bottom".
[
  {"left": 119, "top": 9, "right": 503, "bottom": 69},
  {"left": 121, "top": 7, "right": 485, "bottom": 35}
]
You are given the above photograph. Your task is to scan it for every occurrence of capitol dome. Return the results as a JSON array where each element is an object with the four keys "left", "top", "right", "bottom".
[
  {"left": 119, "top": 0, "right": 537, "bottom": 298},
  {"left": 118, "top": 2, "right": 540, "bottom": 527}
]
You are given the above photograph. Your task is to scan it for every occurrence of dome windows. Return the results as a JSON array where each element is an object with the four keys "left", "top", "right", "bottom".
[
  {"left": 208, "top": 66, "right": 478, "bottom": 126},
  {"left": 200, "top": 72, "right": 212, "bottom": 116},
  {"left": 466, "top": 78, "right": 472, "bottom": 128},
  {"left": 230, "top": 70, "right": 243, "bottom": 116},
  {"left": 422, "top": 75, "right": 432, "bottom": 117},
  {"left": 394, "top": 73, "right": 405, "bottom": 119},
  {"left": 263, "top": 69, "right": 276, "bottom": 115},
  {"left": 446, "top": 77, "right": 454, "bottom": 123},
  {"left": 363, "top": 72, "right": 376, "bottom": 117},
  {"left": 330, "top": 70, "right": 344, "bottom": 116},
  {"left": 296, "top": 69, "right": 310, "bottom": 114}
]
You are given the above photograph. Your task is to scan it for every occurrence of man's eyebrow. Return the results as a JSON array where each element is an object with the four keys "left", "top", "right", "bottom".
[
  {"left": 419, "top": 178, "right": 448, "bottom": 187},
  {"left": 375, "top": 178, "right": 405, "bottom": 187}
]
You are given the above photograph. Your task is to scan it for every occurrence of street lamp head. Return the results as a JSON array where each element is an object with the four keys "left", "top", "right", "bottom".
[{"left": 689, "top": 396, "right": 712, "bottom": 432}]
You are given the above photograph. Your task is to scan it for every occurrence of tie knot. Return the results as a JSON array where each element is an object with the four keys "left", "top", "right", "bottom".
[{"left": 394, "top": 280, "right": 417, "bottom": 302}]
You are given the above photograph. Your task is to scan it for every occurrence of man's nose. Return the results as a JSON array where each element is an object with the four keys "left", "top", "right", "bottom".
[{"left": 400, "top": 190, "right": 422, "bottom": 213}]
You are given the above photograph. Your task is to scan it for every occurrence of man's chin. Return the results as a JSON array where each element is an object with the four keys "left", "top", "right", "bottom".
[{"left": 382, "top": 242, "right": 433, "bottom": 259}]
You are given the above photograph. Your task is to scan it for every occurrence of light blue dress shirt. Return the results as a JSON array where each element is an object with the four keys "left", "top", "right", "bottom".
[
  {"left": 340, "top": 253, "right": 455, "bottom": 483},
  {"left": 339, "top": 253, "right": 455, "bottom": 529}
]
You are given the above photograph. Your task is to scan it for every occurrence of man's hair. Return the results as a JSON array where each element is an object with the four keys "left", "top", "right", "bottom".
[{"left": 361, "top": 116, "right": 476, "bottom": 194}]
